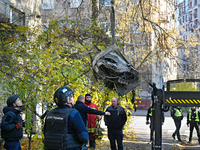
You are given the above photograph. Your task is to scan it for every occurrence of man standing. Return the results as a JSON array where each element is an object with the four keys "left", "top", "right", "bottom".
[
  {"left": 84, "top": 94, "right": 102, "bottom": 149},
  {"left": 104, "top": 97, "right": 127, "bottom": 150},
  {"left": 187, "top": 107, "right": 200, "bottom": 144},
  {"left": 171, "top": 106, "right": 183, "bottom": 141},
  {"left": 75, "top": 95, "right": 110, "bottom": 126},
  {"left": 43, "top": 86, "right": 89, "bottom": 150},
  {"left": 1, "top": 95, "right": 23, "bottom": 150}
]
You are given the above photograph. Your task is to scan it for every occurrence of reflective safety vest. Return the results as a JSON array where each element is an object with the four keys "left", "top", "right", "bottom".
[
  {"left": 149, "top": 105, "right": 153, "bottom": 117},
  {"left": 174, "top": 108, "right": 183, "bottom": 117},
  {"left": 44, "top": 108, "right": 82, "bottom": 149},
  {"left": 189, "top": 109, "right": 199, "bottom": 122}
]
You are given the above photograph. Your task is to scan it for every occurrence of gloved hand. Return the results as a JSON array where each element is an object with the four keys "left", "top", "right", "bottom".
[
  {"left": 15, "top": 123, "right": 22, "bottom": 129},
  {"left": 146, "top": 121, "right": 149, "bottom": 125}
]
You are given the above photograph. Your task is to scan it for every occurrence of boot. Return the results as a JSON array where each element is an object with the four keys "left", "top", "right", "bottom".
[{"left": 172, "top": 133, "right": 175, "bottom": 140}]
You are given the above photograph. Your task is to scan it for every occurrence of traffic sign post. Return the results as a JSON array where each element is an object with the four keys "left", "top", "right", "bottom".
[{"left": 149, "top": 83, "right": 163, "bottom": 150}]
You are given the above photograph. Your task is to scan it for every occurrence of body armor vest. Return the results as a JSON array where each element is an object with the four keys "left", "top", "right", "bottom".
[{"left": 43, "top": 108, "right": 82, "bottom": 150}]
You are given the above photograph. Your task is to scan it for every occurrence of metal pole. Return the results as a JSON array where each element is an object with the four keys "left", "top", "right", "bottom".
[
  {"left": 150, "top": 83, "right": 162, "bottom": 150},
  {"left": 154, "top": 95, "right": 162, "bottom": 150}
]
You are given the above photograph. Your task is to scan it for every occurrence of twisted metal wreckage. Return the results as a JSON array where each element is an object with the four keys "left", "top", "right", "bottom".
[{"left": 92, "top": 44, "right": 139, "bottom": 96}]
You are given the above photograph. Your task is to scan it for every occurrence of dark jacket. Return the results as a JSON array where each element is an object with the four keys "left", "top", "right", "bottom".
[
  {"left": 43, "top": 105, "right": 89, "bottom": 148},
  {"left": 74, "top": 101, "right": 105, "bottom": 125},
  {"left": 171, "top": 107, "right": 183, "bottom": 121},
  {"left": 1, "top": 106, "right": 23, "bottom": 141},
  {"left": 104, "top": 105, "right": 127, "bottom": 130},
  {"left": 187, "top": 108, "right": 200, "bottom": 125}
]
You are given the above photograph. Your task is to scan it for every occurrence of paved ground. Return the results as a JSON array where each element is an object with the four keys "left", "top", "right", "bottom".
[{"left": 99, "top": 109, "right": 200, "bottom": 150}]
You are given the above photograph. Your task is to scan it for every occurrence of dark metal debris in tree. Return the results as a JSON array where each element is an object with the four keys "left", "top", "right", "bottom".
[{"left": 92, "top": 44, "right": 139, "bottom": 96}]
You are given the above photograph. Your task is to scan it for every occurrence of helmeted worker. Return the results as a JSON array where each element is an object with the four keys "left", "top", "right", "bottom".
[
  {"left": 43, "top": 86, "right": 89, "bottom": 150},
  {"left": 1, "top": 95, "right": 23, "bottom": 150},
  {"left": 187, "top": 107, "right": 200, "bottom": 144},
  {"left": 171, "top": 106, "right": 183, "bottom": 141}
]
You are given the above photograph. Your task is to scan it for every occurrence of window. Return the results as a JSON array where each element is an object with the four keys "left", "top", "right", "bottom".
[
  {"left": 70, "top": 0, "right": 82, "bottom": 8},
  {"left": 0, "top": 1, "right": 6, "bottom": 15},
  {"left": 194, "top": 0, "right": 197, "bottom": 5},
  {"left": 194, "top": 8, "right": 197, "bottom": 18},
  {"left": 42, "top": 0, "right": 54, "bottom": 9},
  {"left": 100, "top": 0, "right": 111, "bottom": 6},
  {"left": 179, "top": 19, "right": 182, "bottom": 25},
  {"left": 10, "top": 7, "right": 25, "bottom": 26},
  {"left": 189, "top": 1, "right": 192, "bottom": 8},
  {"left": 194, "top": 19, "right": 198, "bottom": 28},
  {"left": 179, "top": 8, "right": 182, "bottom": 16},
  {"left": 189, "top": 12, "right": 192, "bottom": 21}
]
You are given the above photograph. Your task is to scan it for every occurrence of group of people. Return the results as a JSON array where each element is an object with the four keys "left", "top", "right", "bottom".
[
  {"left": 0, "top": 86, "right": 127, "bottom": 150},
  {"left": 146, "top": 105, "right": 200, "bottom": 144}
]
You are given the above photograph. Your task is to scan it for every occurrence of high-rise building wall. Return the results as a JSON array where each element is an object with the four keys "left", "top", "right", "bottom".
[
  {"left": 178, "top": 0, "right": 200, "bottom": 79},
  {"left": 151, "top": 0, "right": 178, "bottom": 89}
]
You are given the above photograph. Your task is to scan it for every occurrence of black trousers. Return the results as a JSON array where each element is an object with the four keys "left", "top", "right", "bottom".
[
  {"left": 173, "top": 120, "right": 181, "bottom": 140},
  {"left": 108, "top": 129, "right": 123, "bottom": 150},
  {"left": 189, "top": 122, "right": 200, "bottom": 142}
]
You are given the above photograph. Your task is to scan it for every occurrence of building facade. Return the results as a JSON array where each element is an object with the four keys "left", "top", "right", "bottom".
[{"left": 178, "top": 0, "right": 200, "bottom": 79}]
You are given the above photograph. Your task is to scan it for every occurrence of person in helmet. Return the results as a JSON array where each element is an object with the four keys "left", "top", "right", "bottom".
[
  {"left": 43, "top": 86, "right": 89, "bottom": 150},
  {"left": 1, "top": 95, "right": 23, "bottom": 150}
]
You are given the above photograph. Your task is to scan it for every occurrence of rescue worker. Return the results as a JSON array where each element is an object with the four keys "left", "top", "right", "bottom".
[
  {"left": 187, "top": 107, "right": 200, "bottom": 144},
  {"left": 171, "top": 106, "right": 183, "bottom": 141},
  {"left": 74, "top": 95, "right": 110, "bottom": 126},
  {"left": 84, "top": 94, "right": 101, "bottom": 149},
  {"left": 146, "top": 103, "right": 164, "bottom": 142},
  {"left": 43, "top": 86, "right": 89, "bottom": 150},
  {"left": 1, "top": 95, "right": 23, "bottom": 150},
  {"left": 104, "top": 97, "right": 127, "bottom": 150}
]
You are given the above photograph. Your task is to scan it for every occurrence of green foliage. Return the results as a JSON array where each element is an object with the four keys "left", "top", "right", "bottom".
[{"left": 170, "top": 82, "right": 199, "bottom": 91}]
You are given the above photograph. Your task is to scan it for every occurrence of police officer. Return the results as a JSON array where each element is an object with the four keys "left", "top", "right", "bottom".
[
  {"left": 43, "top": 86, "right": 89, "bottom": 150},
  {"left": 187, "top": 107, "right": 200, "bottom": 144},
  {"left": 146, "top": 103, "right": 164, "bottom": 143},
  {"left": 171, "top": 106, "right": 183, "bottom": 141},
  {"left": 146, "top": 104, "right": 154, "bottom": 142}
]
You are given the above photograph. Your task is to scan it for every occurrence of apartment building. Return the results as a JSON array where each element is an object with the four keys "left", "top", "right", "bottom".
[
  {"left": 0, "top": 0, "right": 42, "bottom": 26},
  {"left": 178, "top": 0, "right": 200, "bottom": 79}
]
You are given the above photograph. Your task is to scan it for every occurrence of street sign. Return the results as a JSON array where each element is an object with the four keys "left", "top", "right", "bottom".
[{"left": 164, "top": 91, "right": 200, "bottom": 107}]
